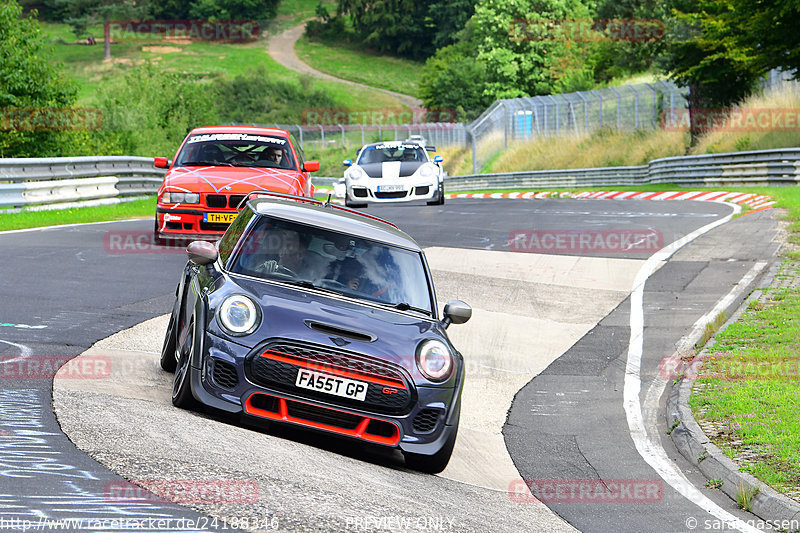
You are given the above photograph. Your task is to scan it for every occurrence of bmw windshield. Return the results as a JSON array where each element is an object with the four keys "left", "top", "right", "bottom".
[
  {"left": 229, "top": 216, "right": 433, "bottom": 314},
  {"left": 175, "top": 133, "right": 297, "bottom": 170}
]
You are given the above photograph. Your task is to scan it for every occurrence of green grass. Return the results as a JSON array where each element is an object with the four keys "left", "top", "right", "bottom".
[
  {"left": 267, "top": 0, "right": 336, "bottom": 35},
  {"left": 295, "top": 35, "right": 423, "bottom": 99},
  {"left": 42, "top": 22, "right": 401, "bottom": 110},
  {"left": 0, "top": 198, "right": 155, "bottom": 231},
  {"left": 689, "top": 260, "right": 800, "bottom": 495}
]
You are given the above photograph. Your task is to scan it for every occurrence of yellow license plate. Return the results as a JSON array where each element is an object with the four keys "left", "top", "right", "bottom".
[{"left": 205, "top": 212, "right": 237, "bottom": 224}]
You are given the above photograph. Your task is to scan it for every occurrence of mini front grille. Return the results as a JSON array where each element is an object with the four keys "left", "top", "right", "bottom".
[
  {"left": 247, "top": 340, "right": 414, "bottom": 415},
  {"left": 206, "top": 194, "right": 227, "bottom": 208},
  {"left": 412, "top": 408, "right": 441, "bottom": 433},
  {"left": 212, "top": 359, "right": 239, "bottom": 390},
  {"left": 375, "top": 191, "right": 407, "bottom": 199}
]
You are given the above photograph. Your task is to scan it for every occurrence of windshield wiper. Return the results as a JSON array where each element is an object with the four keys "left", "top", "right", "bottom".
[
  {"left": 281, "top": 279, "right": 345, "bottom": 295},
  {"left": 374, "top": 301, "right": 432, "bottom": 316},
  {"left": 180, "top": 160, "right": 233, "bottom": 167}
]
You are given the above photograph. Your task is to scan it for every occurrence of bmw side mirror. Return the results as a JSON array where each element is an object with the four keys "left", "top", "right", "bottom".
[
  {"left": 433, "top": 155, "right": 444, "bottom": 163},
  {"left": 343, "top": 159, "right": 353, "bottom": 166},
  {"left": 187, "top": 241, "right": 218, "bottom": 266},
  {"left": 303, "top": 160, "right": 320, "bottom": 172},
  {"left": 442, "top": 300, "right": 471, "bottom": 329}
]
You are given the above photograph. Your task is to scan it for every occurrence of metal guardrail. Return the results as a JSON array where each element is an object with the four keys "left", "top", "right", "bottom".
[
  {"left": 1, "top": 148, "right": 798, "bottom": 210},
  {"left": 0, "top": 156, "right": 166, "bottom": 209},
  {"left": 445, "top": 148, "right": 800, "bottom": 191}
]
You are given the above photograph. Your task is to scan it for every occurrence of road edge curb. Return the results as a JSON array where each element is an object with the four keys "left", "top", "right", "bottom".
[{"left": 667, "top": 256, "right": 800, "bottom": 525}]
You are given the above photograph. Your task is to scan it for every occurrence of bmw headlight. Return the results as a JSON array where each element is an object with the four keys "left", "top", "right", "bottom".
[
  {"left": 347, "top": 167, "right": 365, "bottom": 181},
  {"left": 217, "top": 294, "right": 260, "bottom": 336},
  {"left": 162, "top": 192, "right": 200, "bottom": 204},
  {"left": 419, "top": 164, "right": 435, "bottom": 178},
  {"left": 416, "top": 340, "right": 453, "bottom": 382}
]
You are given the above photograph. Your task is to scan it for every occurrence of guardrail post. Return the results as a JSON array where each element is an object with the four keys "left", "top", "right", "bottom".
[
  {"left": 319, "top": 125, "right": 325, "bottom": 149},
  {"left": 340, "top": 124, "right": 346, "bottom": 148},
  {"left": 297, "top": 125, "right": 303, "bottom": 149}
]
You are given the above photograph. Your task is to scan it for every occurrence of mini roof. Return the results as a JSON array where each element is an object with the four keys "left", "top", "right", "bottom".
[{"left": 247, "top": 196, "right": 421, "bottom": 251}]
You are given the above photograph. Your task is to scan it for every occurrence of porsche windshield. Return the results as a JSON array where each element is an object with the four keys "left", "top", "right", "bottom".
[
  {"left": 229, "top": 217, "right": 433, "bottom": 314},
  {"left": 175, "top": 133, "right": 297, "bottom": 170},
  {"left": 357, "top": 144, "right": 427, "bottom": 165}
]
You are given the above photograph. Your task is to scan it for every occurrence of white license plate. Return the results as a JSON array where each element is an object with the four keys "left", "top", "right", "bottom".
[
  {"left": 377, "top": 184, "right": 405, "bottom": 192},
  {"left": 295, "top": 369, "right": 368, "bottom": 401}
]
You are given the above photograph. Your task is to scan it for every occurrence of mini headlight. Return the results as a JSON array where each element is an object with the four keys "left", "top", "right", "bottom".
[
  {"left": 218, "top": 294, "right": 260, "bottom": 336},
  {"left": 419, "top": 164, "right": 434, "bottom": 178},
  {"left": 416, "top": 339, "right": 453, "bottom": 382}
]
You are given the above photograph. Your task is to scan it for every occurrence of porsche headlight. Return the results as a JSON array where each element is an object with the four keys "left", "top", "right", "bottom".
[
  {"left": 347, "top": 167, "right": 365, "bottom": 180},
  {"left": 416, "top": 339, "right": 453, "bottom": 382},
  {"left": 419, "top": 164, "right": 435, "bottom": 178},
  {"left": 217, "top": 294, "right": 260, "bottom": 336}
]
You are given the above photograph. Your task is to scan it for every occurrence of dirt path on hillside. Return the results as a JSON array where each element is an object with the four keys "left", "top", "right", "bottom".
[{"left": 267, "top": 22, "right": 423, "bottom": 109}]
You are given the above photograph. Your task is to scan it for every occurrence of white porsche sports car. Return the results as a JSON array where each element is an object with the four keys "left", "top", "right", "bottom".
[{"left": 343, "top": 141, "right": 445, "bottom": 207}]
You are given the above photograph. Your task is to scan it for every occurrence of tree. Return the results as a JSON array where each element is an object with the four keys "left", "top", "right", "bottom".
[
  {"left": 659, "top": 0, "right": 763, "bottom": 142},
  {"left": 471, "top": 0, "right": 594, "bottom": 99},
  {"left": 337, "top": 0, "right": 436, "bottom": 60},
  {"left": 0, "top": 0, "right": 80, "bottom": 157},
  {"left": 419, "top": 20, "right": 493, "bottom": 116},
  {"left": 188, "top": 0, "right": 280, "bottom": 21}
]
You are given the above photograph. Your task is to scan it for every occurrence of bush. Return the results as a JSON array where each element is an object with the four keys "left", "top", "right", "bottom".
[{"left": 95, "top": 64, "right": 220, "bottom": 157}]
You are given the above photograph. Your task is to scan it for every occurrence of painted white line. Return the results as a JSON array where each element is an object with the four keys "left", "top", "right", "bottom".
[
  {"left": 624, "top": 201, "right": 761, "bottom": 533},
  {"left": 0, "top": 339, "right": 33, "bottom": 359},
  {"left": 0, "top": 218, "right": 150, "bottom": 236}
]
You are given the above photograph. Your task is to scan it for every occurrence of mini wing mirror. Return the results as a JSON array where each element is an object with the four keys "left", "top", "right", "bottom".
[
  {"left": 343, "top": 159, "right": 353, "bottom": 166},
  {"left": 187, "top": 240, "right": 218, "bottom": 266},
  {"left": 426, "top": 146, "right": 437, "bottom": 152},
  {"left": 442, "top": 299, "right": 471, "bottom": 329},
  {"left": 433, "top": 155, "right": 444, "bottom": 163},
  {"left": 154, "top": 157, "right": 171, "bottom": 168},
  {"left": 303, "top": 160, "right": 320, "bottom": 172}
]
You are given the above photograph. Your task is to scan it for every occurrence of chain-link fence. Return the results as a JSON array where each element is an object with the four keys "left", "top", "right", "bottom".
[{"left": 257, "top": 71, "right": 797, "bottom": 174}]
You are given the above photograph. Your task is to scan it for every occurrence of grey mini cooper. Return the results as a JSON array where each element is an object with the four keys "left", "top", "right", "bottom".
[{"left": 161, "top": 192, "right": 471, "bottom": 473}]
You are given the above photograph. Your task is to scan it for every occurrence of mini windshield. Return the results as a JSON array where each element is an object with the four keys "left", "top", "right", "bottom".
[
  {"left": 357, "top": 143, "right": 427, "bottom": 165},
  {"left": 229, "top": 217, "right": 433, "bottom": 314},
  {"left": 175, "top": 133, "right": 297, "bottom": 170}
]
